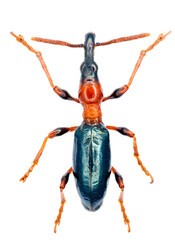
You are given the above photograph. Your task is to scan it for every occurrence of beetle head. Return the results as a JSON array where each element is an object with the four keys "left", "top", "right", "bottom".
[{"left": 80, "top": 32, "right": 99, "bottom": 83}]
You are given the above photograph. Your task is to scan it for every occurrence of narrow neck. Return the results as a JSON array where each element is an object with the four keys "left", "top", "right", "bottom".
[
  {"left": 83, "top": 116, "right": 102, "bottom": 125},
  {"left": 82, "top": 103, "right": 103, "bottom": 124}
]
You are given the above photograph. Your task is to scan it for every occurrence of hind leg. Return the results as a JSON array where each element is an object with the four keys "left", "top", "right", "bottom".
[
  {"left": 54, "top": 167, "right": 72, "bottom": 233},
  {"left": 111, "top": 166, "right": 130, "bottom": 232}
]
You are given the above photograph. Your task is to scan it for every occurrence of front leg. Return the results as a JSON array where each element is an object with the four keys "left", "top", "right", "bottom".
[
  {"left": 10, "top": 32, "right": 79, "bottom": 103},
  {"left": 103, "top": 31, "right": 171, "bottom": 102}
]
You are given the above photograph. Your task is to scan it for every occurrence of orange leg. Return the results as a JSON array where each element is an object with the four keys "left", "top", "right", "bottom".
[
  {"left": 10, "top": 32, "right": 79, "bottom": 103},
  {"left": 127, "top": 31, "right": 171, "bottom": 88},
  {"left": 102, "top": 31, "right": 171, "bottom": 102},
  {"left": 107, "top": 126, "right": 154, "bottom": 183},
  {"left": 20, "top": 127, "right": 77, "bottom": 183},
  {"left": 54, "top": 167, "right": 73, "bottom": 233},
  {"left": 111, "top": 167, "right": 130, "bottom": 232}
]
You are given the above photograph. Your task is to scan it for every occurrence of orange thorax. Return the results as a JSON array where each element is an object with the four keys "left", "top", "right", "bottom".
[{"left": 78, "top": 81, "right": 103, "bottom": 122}]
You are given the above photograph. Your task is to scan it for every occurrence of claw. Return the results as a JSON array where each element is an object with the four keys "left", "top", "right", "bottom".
[
  {"left": 19, "top": 173, "right": 28, "bottom": 182},
  {"left": 149, "top": 174, "right": 154, "bottom": 184}
]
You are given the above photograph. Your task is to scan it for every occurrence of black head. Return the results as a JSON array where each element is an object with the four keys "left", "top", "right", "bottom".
[{"left": 80, "top": 32, "right": 98, "bottom": 83}]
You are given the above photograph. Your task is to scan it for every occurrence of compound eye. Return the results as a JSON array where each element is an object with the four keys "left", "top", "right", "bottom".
[
  {"left": 91, "top": 64, "right": 97, "bottom": 72},
  {"left": 80, "top": 62, "right": 85, "bottom": 72}
]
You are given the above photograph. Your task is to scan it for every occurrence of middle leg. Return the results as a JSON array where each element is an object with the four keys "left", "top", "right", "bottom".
[
  {"left": 107, "top": 126, "right": 154, "bottom": 183},
  {"left": 20, "top": 126, "right": 77, "bottom": 182}
]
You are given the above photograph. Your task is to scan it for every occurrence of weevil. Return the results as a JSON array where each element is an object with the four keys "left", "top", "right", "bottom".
[{"left": 11, "top": 31, "right": 170, "bottom": 232}]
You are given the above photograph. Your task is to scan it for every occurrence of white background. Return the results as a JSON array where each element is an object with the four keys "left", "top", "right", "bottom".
[{"left": 0, "top": 0, "right": 175, "bottom": 240}]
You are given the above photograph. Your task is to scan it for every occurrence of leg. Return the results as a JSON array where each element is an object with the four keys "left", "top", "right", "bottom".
[
  {"left": 54, "top": 167, "right": 72, "bottom": 233},
  {"left": 107, "top": 126, "right": 154, "bottom": 183},
  {"left": 20, "top": 126, "right": 77, "bottom": 182},
  {"left": 10, "top": 32, "right": 79, "bottom": 103},
  {"left": 102, "top": 31, "right": 171, "bottom": 102},
  {"left": 111, "top": 166, "right": 130, "bottom": 232}
]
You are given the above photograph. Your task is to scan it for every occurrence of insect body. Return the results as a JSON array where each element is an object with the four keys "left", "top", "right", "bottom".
[
  {"left": 74, "top": 33, "right": 111, "bottom": 212},
  {"left": 73, "top": 122, "right": 111, "bottom": 211},
  {"left": 11, "top": 31, "right": 170, "bottom": 233}
]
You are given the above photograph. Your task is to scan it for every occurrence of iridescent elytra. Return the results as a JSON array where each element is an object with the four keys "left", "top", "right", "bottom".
[{"left": 11, "top": 31, "right": 171, "bottom": 232}]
